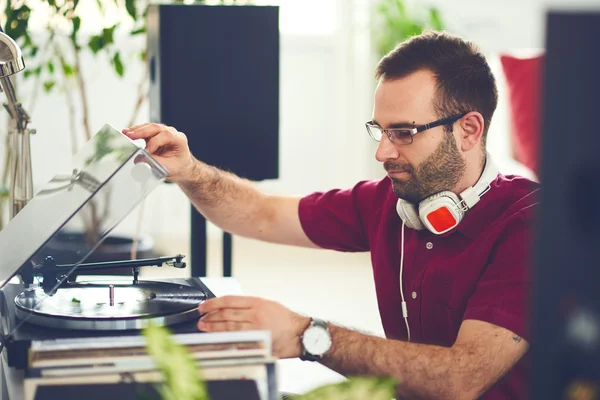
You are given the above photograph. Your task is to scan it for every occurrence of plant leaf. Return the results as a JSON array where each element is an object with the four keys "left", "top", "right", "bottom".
[
  {"left": 296, "top": 376, "right": 397, "bottom": 400},
  {"left": 101, "top": 24, "right": 117, "bottom": 47},
  {"left": 370, "top": 0, "right": 445, "bottom": 57},
  {"left": 47, "top": 61, "right": 55, "bottom": 74},
  {"left": 112, "top": 52, "right": 124, "bottom": 77},
  {"left": 4, "top": 4, "right": 32, "bottom": 42},
  {"left": 125, "top": 0, "right": 137, "bottom": 20},
  {"left": 24, "top": 64, "right": 42, "bottom": 79},
  {"left": 71, "top": 16, "right": 81, "bottom": 43},
  {"left": 30, "top": 45, "right": 39, "bottom": 57},
  {"left": 143, "top": 322, "right": 209, "bottom": 400},
  {"left": 88, "top": 35, "right": 104, "bottom": 54},
  {"left": 429, "top": 8, "right": 444, "bottom": 31},
  {"left": 43, "top": 80, "right": 56, "bottom": 93},
  {"left": 61, "top": 60, "right": 74, "bottom": 77},
  {"left": 130, "top": 27, "right": 146, "bottom": 36}
]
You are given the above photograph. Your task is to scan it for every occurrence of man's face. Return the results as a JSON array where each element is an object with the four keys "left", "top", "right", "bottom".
[{"left": 372, "top": 69, "right": 466, "bottom": 204}]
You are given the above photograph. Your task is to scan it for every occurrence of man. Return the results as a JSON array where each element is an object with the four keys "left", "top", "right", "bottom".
[{"left": 123, "top": 31, "right": 539, "bottom": 399}]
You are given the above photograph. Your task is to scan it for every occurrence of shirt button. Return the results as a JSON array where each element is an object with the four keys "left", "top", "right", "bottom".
[
  {"left": 426, "top": 241, "right": 433, "bottom": 250},
  {"left": 412, "top": 291, "right": 418, "bottom": 299}
]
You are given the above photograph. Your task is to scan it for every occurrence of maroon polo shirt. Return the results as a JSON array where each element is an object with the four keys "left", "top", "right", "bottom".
[{"left": 298, "top": 173, "right": 540, "bottom": 400}]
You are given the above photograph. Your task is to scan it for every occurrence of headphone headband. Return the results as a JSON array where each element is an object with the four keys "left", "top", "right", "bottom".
[{"left": 457, "top": 152, "right": 498, "bottom": 210}]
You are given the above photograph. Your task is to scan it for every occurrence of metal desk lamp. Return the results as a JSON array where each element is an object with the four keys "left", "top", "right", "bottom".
[{"left": 0, "top": 28, "right": 34, "bottom": 219}]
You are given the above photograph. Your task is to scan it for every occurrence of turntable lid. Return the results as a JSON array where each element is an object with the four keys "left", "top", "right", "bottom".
[{"left": 0, "top": 123, "right": 168, "bottom": 291}]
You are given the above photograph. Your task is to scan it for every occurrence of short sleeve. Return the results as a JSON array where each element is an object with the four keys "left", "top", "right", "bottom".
[
  {"left": 298, "top": 180, "right": 381, "bottom": 252},
  {"left": 462, "top": 207, "right": 536, "bottom": 340}
]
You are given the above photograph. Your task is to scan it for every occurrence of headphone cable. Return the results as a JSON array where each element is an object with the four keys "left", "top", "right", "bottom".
[{"left": 399, "top": 220, "right": 411, "bottom": 342}]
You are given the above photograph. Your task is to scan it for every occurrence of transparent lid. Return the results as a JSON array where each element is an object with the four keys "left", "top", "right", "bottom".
[{"left": 0, "top": 123, "right": 168, "bottom": 290}]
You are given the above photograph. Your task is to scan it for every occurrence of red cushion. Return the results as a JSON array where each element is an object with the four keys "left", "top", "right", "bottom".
[{"left": 500, "top": 53, "right": 544, "bottom": 176}]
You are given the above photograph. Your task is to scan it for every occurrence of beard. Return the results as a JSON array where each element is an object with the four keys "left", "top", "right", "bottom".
[{"left": 385, "top": 131, "right": 467, "bottom": 204}]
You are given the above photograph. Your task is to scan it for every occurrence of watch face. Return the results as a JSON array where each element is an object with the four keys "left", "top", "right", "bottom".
[{"left": 303, "top": 326, "right": 332, "bottom": 355}]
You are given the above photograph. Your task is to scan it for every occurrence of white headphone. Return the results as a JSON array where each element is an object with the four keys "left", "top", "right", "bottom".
[{"left": 396, "top": 152, "right": 499, "bottom": 235}]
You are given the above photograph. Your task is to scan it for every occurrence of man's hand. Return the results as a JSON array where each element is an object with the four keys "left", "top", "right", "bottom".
[
  {"left": 197, "top": 296, "right": 310, "bottom": 359},
  {"left": 123, "top": 123, "right": 196, "bottom": 183}
]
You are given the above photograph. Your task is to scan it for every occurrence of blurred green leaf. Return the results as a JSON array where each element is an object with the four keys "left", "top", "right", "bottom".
[
  {"left": 429, "top": 8, "right": 444, "bottom": 30},
  {"left": 29, "top": 44, "right": 39, "bottom": 57},
  {"left": 61, "top": 60, "right": 74, "bottom": 77},
  {"left": 43, "top": 80, "right": 56, "bottom": 93},
  {"left": 4, "top": 4, "right": 31, "bottom": 42},
  {"left": 143, "top": 322, "right": 209, "bottom": 400},
  {"left": 71, "top": 16, "right": 81, "bottom": 44},
  {"left": 130, "top": 27, "right": 146, "bottom": 36},
  {"left": 88, "top": 35, "right": 104, "bottom": 54},
  {"left": 88, "top": 24, "right": 117, "bottom": 54},
  {"left": 47, "top": 61, "right": 55, "bottom": 74},
  {"left": 103, "top": 24, "right": 117, "bottom": 43},
  {"left": 125, "top": 0, "right": 137, "bottom": 20},
  {"left": 24, "top": 65, "right": 43, "bottom": 79},
  {"left": 296, "top": 377, "right": 397, "bottom": 400},
  {"left": 371, "top": 0, "right": 445, "bottom": 57},
  {"left": 112, "top": 51, "right": 124, "bottom": 77}
]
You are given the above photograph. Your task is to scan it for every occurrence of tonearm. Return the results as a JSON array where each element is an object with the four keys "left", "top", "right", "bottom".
[{"left": 19, "top": 254, "right": 187, "bottom": 295}]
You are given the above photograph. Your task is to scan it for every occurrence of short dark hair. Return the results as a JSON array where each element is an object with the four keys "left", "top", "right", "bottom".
[{"left": 375, "top": 30, "right": 498, "bottom": 147}]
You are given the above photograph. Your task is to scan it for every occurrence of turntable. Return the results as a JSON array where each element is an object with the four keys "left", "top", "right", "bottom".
[{"left": 0, "top": 124, "right": 278, "bottom": 400}]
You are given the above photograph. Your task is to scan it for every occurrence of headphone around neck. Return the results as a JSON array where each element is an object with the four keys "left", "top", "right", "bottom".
[{"left": 395, "top": 152, "right": 499, "bottom": 235}]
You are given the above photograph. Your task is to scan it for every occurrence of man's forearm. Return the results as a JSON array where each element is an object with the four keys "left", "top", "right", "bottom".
[
  {"left": 321, "top": 325, "right": 491, "bottom": 400},
  {"left": 178, "top": 158, "right": 274, "bottom": 239}
]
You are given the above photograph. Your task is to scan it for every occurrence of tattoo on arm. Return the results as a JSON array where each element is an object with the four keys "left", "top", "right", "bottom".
[{"left": 513, "top": 336, "right": 522, "bottom": 343}]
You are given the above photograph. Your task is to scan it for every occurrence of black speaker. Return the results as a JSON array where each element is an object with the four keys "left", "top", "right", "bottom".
[
  {"left": 147, "top": 4, "right": 280, "bottom": 276},
  {"left": 532, "top": 10, "right": 600, "bottom": 399}
]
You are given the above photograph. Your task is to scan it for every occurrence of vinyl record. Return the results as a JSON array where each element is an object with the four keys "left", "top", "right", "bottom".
[{"left": 14, "top": 281, "right": 207, "bottom": 331}]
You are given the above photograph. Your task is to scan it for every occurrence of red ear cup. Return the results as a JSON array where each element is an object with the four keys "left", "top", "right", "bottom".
[
  {"left": 418, "top": 191, "right": 464, "bottom": 235},
  {"left": 425, "top": 206, "right": 459, "bottom": 234}
]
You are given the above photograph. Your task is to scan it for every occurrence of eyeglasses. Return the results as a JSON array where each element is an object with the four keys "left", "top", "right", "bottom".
[{"left": 365, "top": 112, "right": 467, "bottom": 145}]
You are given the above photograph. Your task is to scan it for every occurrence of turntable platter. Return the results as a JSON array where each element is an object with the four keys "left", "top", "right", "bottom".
[{"left": 14, "top": 281, "right": 207, "bottom": 331}]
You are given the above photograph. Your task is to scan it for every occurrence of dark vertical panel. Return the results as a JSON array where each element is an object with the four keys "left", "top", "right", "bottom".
[
  {"left": 147, "top": 4, "right": 279, "bottom": 277},
  {"left": 532, "top": 11, "right": 600, "bottom": 399}
]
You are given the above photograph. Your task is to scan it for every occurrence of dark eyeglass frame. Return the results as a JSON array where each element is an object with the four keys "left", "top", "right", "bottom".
[{"left": 365, "top": 112, "right": 468, "bottom": 145}]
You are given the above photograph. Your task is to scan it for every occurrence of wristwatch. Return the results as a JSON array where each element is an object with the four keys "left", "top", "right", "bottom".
[{"left": 300, "top": 317, "right": 332, "bottom": 361}]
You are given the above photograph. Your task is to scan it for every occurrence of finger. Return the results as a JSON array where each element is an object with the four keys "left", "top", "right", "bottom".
[
  {"left": 124, "top": 123, "right": 167, "bottom": 140},
  {"left": 197, "top": 320, "right": 252, "bottom": 332},
  {"left": 200, "top": 308, "right": 252, "bottom": 323},
  {"left": 144, "top": 131, "right": 175, "bottom": 155},
  {"left": 122, "top": 122, "right": 152, "bottom": 133},
  {"left": 198, "top": 296, "right": 256, "bottom": 313}
]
